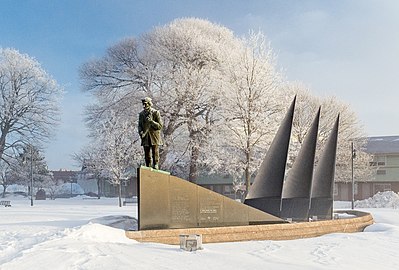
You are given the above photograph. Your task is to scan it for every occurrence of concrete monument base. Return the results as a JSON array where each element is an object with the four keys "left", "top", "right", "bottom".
[{"left": 126, "top": 210, "right": 373, "bottom": 245}]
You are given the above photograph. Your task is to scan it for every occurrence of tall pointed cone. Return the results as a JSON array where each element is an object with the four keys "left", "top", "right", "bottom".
[
  {"left": 312, "top": 114, "right": 339, "bottom": 198},
  {"left": 244, "top": 97, "right": 295, "bottom": 216},
  {"left": 309, "top": 114, "right": 340, "bottom": 220},
  {"left": 246, "top": 97, "right": 296, "bottom": 199},
  {"left": 280, "top": 107, "right": 320, "bottom": 221},
  {"left": 282, "top": 107, "right": 321, "bottom": 199}
]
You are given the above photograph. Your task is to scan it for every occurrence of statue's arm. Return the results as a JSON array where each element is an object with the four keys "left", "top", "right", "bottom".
[
  {"left": 150, "top": 110, "right": 163, "bottom": 130},
  {"left": 138, "top": 113, "right": 145, "bottom": 137}
]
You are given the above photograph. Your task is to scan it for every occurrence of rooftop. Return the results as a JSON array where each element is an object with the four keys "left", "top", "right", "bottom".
[
  {"left": 366, "top": 136, "right": 399, "bottom": 154},
  {"left": 51, "top": 170, "right": 79, "bottom": 182}
]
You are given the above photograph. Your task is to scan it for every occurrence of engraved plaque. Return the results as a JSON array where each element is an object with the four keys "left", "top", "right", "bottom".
[
  {"left": 198, "top": 189, "right": 223, "bottom": 226},
  {"left": 169, "top": 176, "right": 198, "bottom": 228},
  {"left": 171, "top": 193, "right": 191, "bottom": 222}
]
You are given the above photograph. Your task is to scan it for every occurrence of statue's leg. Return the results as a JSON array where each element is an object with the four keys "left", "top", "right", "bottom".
[
  {"left": 144, "top": 146, "right": 151, "bottom": 167},
  {"left": 152, "top": 145, "right": 159, "bottom": 169}
]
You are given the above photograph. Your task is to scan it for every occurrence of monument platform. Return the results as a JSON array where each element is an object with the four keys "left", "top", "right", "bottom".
[{"left": 126, "top": 210, "right": 373, "bottom": 245}]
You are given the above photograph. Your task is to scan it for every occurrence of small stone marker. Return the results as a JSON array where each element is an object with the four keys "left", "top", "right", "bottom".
[{"left": 179, "top": 234, "right": 202, "bottom": 251}]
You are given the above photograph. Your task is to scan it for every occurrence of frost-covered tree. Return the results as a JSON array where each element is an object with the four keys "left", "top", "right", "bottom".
[
  {"left": 80, "top": 38, "right": 146, "bottom": 127},
  {"left": 206, "top": 31, "right": 286, "bottom": 193},
  {"left": 0, "top": 159, "right": 12, "bottom": 197},
  {"left": 42, "top": 172, "right": 57, "bottom": 200},
  {"left": 144, "top": 18, "right": 238, "bottom": 182},
  {"left": 287, "top": 83, "right": 372, "bottom": 183},
  {"left": 79, "top": 18, "right": 369, "bottom": 191},
  {"left": 4, "top": 144, "right": 50, "bottom": 197},
  {"left": 20, "top": 145, "right": 48, "bottom": 191},
  {"left": 77, "top": 109, "right": 141, "bottom": 206},
  {"left": 80, "top": 38, "right": 157, "bottom": 172},
  {"left": 73, "top": 147, "right": 106, "bottom": 199},
  {"left": 80, "top": 18, "right": 239, "bottom": 182},
  {"left": 0, "top": 48, "right": 62, "bottom": 162},
  {"left": 97, "top": 111, "right": 141, "bottom": 206}
]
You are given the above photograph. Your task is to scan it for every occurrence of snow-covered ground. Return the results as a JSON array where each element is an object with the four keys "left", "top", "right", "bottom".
[{"left": 1, "top": 193, "right": 399, "bottom": 270}]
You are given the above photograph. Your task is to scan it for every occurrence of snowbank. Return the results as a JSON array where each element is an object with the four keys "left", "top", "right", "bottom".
[
  {"left": 64, "top": 223, "right": 134, "bottom": 244},
  {"left": 364, "top": 223, "right": 399, "bottom": 233},
  {"left": 355, "top": 191, "right": 399, "bottom": 208},
  {"left": 90, "top": 215, "right": 138, "bottom": 231}
]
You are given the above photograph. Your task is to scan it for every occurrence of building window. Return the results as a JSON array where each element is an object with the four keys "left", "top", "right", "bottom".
[
  {"left": 214, "top": 185, "right": 223, "bottom": 194},
  {"left": 223, "top": 185, "right": 234, "bottom": 195},
  {"left": 376, "top": 156, "right": 387, "bottom": 165},
  {"left": 371, "top": 156, "right": 387, "bottom": 167},
  {"left": 374, "top": 183, "right": 391, "bottom": 193},
  {"left": 376, "top": 169, "right": 386, "bottom": 175}
]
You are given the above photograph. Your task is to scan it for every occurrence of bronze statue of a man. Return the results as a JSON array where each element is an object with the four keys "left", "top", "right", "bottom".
[{"left": 138, "top": 97, "right": 163, "bottom": 169}]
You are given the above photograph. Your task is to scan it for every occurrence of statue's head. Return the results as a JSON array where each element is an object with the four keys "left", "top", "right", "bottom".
[{"left": 142, "top": 97, "right": 152, "bottom": 111}]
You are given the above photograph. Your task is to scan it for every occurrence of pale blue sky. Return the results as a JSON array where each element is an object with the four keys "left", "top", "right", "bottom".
[{"left": 1, "top": 0, "right": 398, "bottom": 170}]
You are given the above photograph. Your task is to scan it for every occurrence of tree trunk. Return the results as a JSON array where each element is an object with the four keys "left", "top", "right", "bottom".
[
  {"left": 96, "top": 178, "right": 102, "bottom": 199},
  {"left": 245, "top": 150, "right": 251, "bottom": 196},
  {"left": 188, "top": 145, "right": 200, "bottom": 183},
  {"left": 0, "top": 130, "right": 7, "bottom": 162},
  {"left": 118, "top": 183, "right": 122, "bottom": 207},
  {"left": 2, "top": 184, "right": 6, "bottom": 198}
]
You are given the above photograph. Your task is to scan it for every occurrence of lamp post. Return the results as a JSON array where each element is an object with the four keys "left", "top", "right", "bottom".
[{"left": 351, "top": 142, "right": 357, "bottom": 210}]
